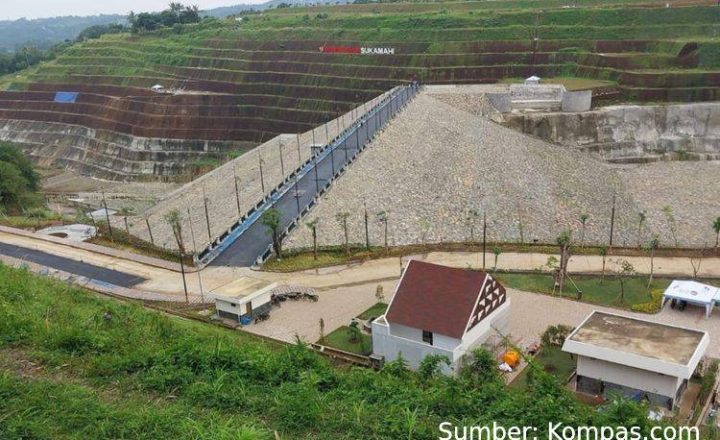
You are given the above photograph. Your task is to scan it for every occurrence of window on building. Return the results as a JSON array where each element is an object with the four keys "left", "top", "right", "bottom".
[{"left": 422, "top": 330, "right": 433, "bottom": 345}]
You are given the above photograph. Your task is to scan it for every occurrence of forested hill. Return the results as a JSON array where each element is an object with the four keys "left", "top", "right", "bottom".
[
  {"left": 0, "top": 0, "right": 341, "bottom": 52},
  {"left": 0, "top": 15, "right": 125, "bottom": 52}
]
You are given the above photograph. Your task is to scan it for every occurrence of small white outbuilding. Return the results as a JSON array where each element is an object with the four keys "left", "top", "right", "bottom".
[
  {"left": 210, "top": 277, "right": 277, "bottom": 323},
  {"left": 524, "top": 75, "right": 541, "bottom": 86},
  {"left": 563, "top": 311, "right": 708, "bottom": 410},
  {"left": 662, "top": 280, "right": 720, "bottom": 319}
]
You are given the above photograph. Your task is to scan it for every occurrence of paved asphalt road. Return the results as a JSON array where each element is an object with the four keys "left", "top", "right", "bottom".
[
  {"left": 211, "top": 88, "right": 414, "bottom": 267},
  {"left": 0, "top": 242, "right": 148, "bottom": 287}
]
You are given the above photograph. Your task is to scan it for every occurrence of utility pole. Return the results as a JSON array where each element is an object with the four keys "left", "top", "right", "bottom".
[
  {"left": 325, "top": 121, "right": 330, "bottom": 145},
  {"left": 355, "top": 120, "right": 361, "bottom": 152},
  {"left": 186, "top": 204, "right": 204, "bottom": 303},
  {"left": 144, "top": 216, "right": 154, "bottom": 244},
  {"left": 313, "top": 155, "right": 320, "bottom": 193},
  {"left": 364, "top": 201, "right": 370, "bottom": 250},
  {"left": 232, "top": 166, "right": 241, "bottom": 217},
  {"left": 343, "top": 135, "right": 349, "bottom": 162},
  {"left": 258, "top": 155, "right": 266, "bottom": 195},
  {"left": 312, "top": 127, "right": 316, "bottom": 148},
  {"left": 101, "top": 190, "right": 113, "bottom": 242},
  {"left": 329, "top": 144, "right": 336, "bottom": 176},
  {"left": 278, "top": 138, "right": 285, "bottom": 177},
  {"left": 482, "top": 211, "right": 487, "bottom": 271},
  {"left": 294, "top": 174, "right": 301, "bottom": 215},
  {"left": 202, "top": 186, "right": 212, "bottom": 243},
  {"left": 609, "top": 192, "right": 616, "bottom": 248},
  {"left": 179, "top": 251, "right": 189, "bottom": 304},
  {"left": 296, "top": 133, "right": 302, "bottom": 167}
]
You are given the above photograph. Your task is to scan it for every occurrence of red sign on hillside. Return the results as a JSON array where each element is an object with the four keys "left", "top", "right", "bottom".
[
  {"left": 319, "top": 44, "right": 395, "bottom": 55},
  {"left": 319, "top": 44, "right": 361, "bottom": 54}
]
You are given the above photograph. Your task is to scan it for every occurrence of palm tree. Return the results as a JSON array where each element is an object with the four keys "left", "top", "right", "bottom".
[
  {"left": 466, "top": 209, "right": 480, "bottom": 242},
  {"left": 335, "top": 211, "right": 351, "bottom": 256},
  {"left": 637, "top": 211, "right": 646, "bottom": 247},
  {"left": 492, "top": 246, "right": 501, "bottom": 271},
  {"left": 556, "top": 229, "right": 572, "bottom": 295},
  {"left": 376, "top": 211, "right": 389, "bottom": 254},
  {"left": 118, "top": 207, "right": 135, "bottom": 235},
  {"left": 643, "top": 235, "right": 660, "bottom": 289},
  {"left": 261, "top": 208, "right": 283, "bottom": 258},
  {"left": 163, "top": 209, "right": 188, "bottom": 303},
  {"left": 661, "top": 206, "right": 678, "bottom": 247},
  {"left": 616, "top": 259, "right": 635, "bottom": 305},
  {"left": 578, "top": 213, "right": 589, "bottom": 245},
  {"left": 305, "top": 218, "right": 319, "bottom": 260},
  {"left": 713, "top": 217, "right": 720, "bottom": 249}
]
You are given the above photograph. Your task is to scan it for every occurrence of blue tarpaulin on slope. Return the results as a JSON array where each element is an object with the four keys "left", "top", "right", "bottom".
[{"left": 54, "top": 92, "right": 79, "bottom": 103}]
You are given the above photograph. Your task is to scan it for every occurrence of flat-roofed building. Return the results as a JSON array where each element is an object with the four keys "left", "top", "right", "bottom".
[
  {"left": 209, "top": 277, "right": 277, "bottom": 323},
  {"left": 563, "top": 311, "right": 709, "bottom": 409}
]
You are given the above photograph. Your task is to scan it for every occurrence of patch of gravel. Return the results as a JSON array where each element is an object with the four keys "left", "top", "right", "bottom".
[{"left": 285, "top": 92, "right": 720, "bottom": 250}]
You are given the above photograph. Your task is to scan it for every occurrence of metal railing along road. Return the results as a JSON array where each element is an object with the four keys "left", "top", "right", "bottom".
[{"left": 198, "top": 83, "right": 420, "bottom": 267}]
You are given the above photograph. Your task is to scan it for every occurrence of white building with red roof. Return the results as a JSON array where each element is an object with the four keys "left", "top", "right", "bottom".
[{"left": 371, "top": 260, "right": 510, "bottom": 375}]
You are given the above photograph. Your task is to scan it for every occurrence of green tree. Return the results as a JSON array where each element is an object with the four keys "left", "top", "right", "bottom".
[
  {"left": 615, "top": 259, "right": 635, "bottom": 304},
  {"left": 637, "top": 210, "right": 646, "bottom": 247},
  {"left": 466, "top": 209, "right": 480, "bottom": 242},
  {"left": 492, "top": 246, "right": 501, "bottom": 271},
  {"left": 661, "top": 205, "right": 678, "bottom": 247},
  {"left": 555, "top": 229, "right": 572, "bottom": 295},
  {"left": 376, "top": 210, "right": 389, "bottom": 254},
  {"left": 261, "top": 208, "right": 283, "bottom": 258},
  {"left": 0, "top": 142, "right": 42, "bottom": 213},
  {"left": 0, "top": 142, "right": 39, "bottom": 190},
  {"left": 164, "top": 209, "right": 185, "bottom": 255},
  {"left": 713, "top": 217, "right": 720, "bottom": 249},
  {"left": 643, "top": 235, "right": 659, "bottom": 289},
  {"left": 118, "top": 207, "right": 135, "bottom": 235},
  {"left": 305, "top": 218, "right": 319, "bottom": 260},
  {"left": 599, "top": 245, "right": 608, "bottom": 282},
  {"left": 578, "top": 213, "right": 589, "bottom": 245},
  {"left": 336, "top": 211, "right": 351, "bottom": 256},
  {"left": 0, "top": 161, "right": 30, "bottom": 210}
]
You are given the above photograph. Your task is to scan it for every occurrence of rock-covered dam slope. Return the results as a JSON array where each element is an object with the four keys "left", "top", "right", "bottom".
[{"left": 284, "top": 90, "right": 720, "bottom": 250}]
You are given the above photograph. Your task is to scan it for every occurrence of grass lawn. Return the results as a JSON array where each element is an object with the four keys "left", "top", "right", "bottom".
[
  {"left": 495, "top": 272, "right": 670, "bottom": 309},
  {"left": 322, "top": 326, "right": 372, "bottom": 355},
  {"left": 263, "top": 250, "right": 349, "bottom": 272},
  {"left": 357, "top": 302, "right": 388, "bottom": 320},
  {"left": 510, "top": 346, "right": 577, "bottom": 391}
]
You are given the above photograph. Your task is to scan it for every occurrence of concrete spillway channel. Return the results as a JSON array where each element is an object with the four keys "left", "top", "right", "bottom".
[{"left": 199, "top": 84, "right": 420, "bottom": 267}]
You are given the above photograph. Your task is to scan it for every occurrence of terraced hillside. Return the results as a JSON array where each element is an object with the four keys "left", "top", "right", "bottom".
[{"left": 1, "top": 0, "right": 720, "bottom": 180}]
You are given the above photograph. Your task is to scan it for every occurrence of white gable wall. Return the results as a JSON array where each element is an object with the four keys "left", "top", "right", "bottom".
[
  {"left": 371, "top": 300, "right": 511, "bottom": 376},
  {"left": 455, "top": 300, "right": 511, "bottom": 359},
  {"left": 372, "top": 319, "right": 457, "bottom": 374}
]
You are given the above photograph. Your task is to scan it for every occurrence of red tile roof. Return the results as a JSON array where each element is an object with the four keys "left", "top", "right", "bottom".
[{"left": 385, "top": 260, "right": 489, "bottom": 339}]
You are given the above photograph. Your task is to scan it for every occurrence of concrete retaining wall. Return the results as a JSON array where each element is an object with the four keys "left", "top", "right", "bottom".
[
  {"left": 503, "top": 102, "right": 720, "bottom": 161},
  {"left": 561, "top": 90, "right": 592, "bottom": 112}
]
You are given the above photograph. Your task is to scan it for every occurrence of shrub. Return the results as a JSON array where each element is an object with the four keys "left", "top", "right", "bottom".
[
  {"left": 541, "top": 324, "right": 573, "bottom": 347},
  {"left": 630, "top": 288, "right": 664, "bottom": 313}
]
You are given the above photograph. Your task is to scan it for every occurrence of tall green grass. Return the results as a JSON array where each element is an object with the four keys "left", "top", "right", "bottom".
[{"left": 0, "top": 263, "right": 660, "bottom": 439}]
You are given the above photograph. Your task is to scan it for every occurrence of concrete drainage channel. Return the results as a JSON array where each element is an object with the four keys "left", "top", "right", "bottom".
[{"left": 198, "top": 83, "right": 420, "bottom": 267}]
